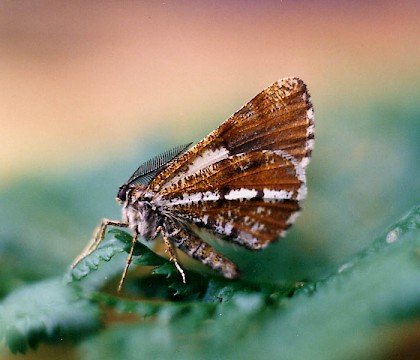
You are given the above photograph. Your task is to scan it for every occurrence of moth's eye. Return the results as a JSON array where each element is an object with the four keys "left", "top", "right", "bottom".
[{"left": 117, "top": 185, "right": 127, "bottom": 202}]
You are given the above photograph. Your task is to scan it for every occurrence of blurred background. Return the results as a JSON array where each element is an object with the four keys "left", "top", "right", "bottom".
[
  {"left": 0, "top": 0, "right": 419, "bottom": 293},
  {"left": 1, "top": 1, "right": 420, "bottom": 359}
]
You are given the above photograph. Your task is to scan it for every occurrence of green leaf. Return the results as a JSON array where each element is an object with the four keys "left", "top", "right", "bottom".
[
  {"left": 66, "top": 238, "right": 126, "bottom": 282},
  {"left": 65, "top": 228, "right": 172, "bottom": 291},
  {"left": 1, "top": 204, "right": 419, "bottom": 358},
  {"left": 0, "top": 278, "right": 100, "bottom": 354},
  {"left": 79, "top": 204, "right": 420, "bottom": 360}
]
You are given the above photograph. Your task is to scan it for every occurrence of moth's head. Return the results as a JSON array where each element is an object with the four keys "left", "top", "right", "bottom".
[{"left": 116, "top": 184, "right": 130, "bottom": 204}]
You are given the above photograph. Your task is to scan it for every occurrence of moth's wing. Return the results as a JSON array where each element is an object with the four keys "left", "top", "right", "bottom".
[
  {"left": 156, "top": 150, "right": 306, "bottom": 249},
  {"left": 148, "top": 77, "right": 314, "bottom": 193}
]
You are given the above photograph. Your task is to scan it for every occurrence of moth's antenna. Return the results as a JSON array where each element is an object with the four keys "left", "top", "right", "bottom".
[{"left": 126, "top": 143, "right": 192, "bottom": 186}]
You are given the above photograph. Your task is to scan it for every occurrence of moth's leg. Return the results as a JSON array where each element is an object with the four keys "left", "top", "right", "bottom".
[
  {"left": 117, "top": 232, "right": 139, "bottom": 293},
  {"left": 164, "top": 220, "right": 239, "bottom": 279},
  {"left": 147, "top": 224, "right": 184, "bottom": 277},
  {"left": 71, "top": 218, "right": 128, "bottom": 268},
  {"left": 160, "top": 226, "right": 186, "bottom": 283},
  {"left": 118, "top": 225, "right": 185, "bottom": 291}
]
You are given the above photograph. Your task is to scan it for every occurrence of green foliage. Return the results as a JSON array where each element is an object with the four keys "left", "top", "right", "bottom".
[
  {"left": 0, "top": 204, "right": 419, "bottom": 359},
  {"left": 0, "top": 278, "right": 100, "bottom": 354},
  {"left": 68, "top": 228, "right": 295, "bottom": 319}
]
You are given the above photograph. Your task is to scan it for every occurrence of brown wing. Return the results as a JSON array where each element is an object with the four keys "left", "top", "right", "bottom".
[
  {"left": 149, "top": 77, "right": 314, "bottom": 249},
  {"left": 155, "top": 150, "right": 306, "bottom": 249},
  {"left": 171, "top": 200, "right": 300, "bottom": 250},
  {"left": 149, "top": 77, "right": 314, "bottom": 193}
]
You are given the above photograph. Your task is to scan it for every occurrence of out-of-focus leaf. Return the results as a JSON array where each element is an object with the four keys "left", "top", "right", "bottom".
[
  {"left": 79, "top": 204, "right": 420, "bottom": 360},
  {"left": 0, "top": 278, "right": 100, "bottom": 354}
]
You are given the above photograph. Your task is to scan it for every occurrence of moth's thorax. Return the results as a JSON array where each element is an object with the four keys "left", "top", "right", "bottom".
[
  {"left": 131, "top": 188, "right": 157, "bottom": 202},
  {"left": 121, "top": 188, "right": 161, "bottom": 240}
]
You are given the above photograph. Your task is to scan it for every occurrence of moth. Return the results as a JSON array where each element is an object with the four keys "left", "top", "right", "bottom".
[{"left": 72, "top": 77, "right": 314, "bottom": 291}]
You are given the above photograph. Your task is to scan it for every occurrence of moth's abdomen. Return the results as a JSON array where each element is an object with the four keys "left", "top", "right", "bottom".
[{"left": 162, "top": 218, "right": 239, "bottom": 279}]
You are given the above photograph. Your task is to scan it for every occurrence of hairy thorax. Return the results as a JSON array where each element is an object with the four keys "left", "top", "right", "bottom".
[{"left": 122, "top": 189, "right": 162, "bottom": 240}]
